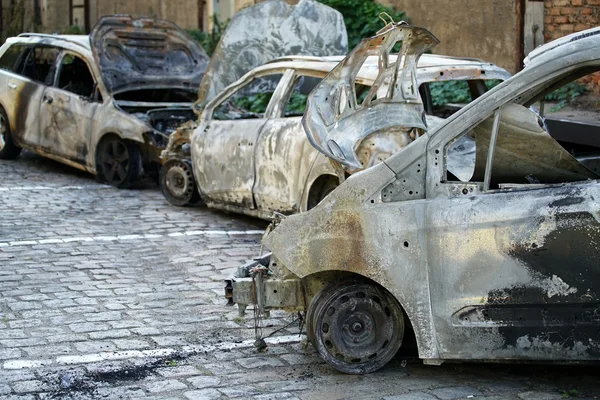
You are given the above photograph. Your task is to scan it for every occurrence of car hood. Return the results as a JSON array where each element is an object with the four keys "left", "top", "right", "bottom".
[
  {"left": 90, "top": 15, "right": 209, "bottom": 94},
  {"left": 197, "top": 0, "right": 348, "bottom": 105},
  {"left": 302, "top": 22, "right": 439, "bottom": 170}
]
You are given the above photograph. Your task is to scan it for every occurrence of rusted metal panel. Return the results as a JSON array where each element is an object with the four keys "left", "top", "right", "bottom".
[
  {"left": 89, "top": 15, "right": 208, "bottom": 94},
  {"left": 238, "top": 26, "right": 600, "bottom": 371},
  {"left": 302, "top": 22, "right": 439, "bottom": 172},
  {"left": 197, "top": 0, "right": 348, "bottom": 105}
]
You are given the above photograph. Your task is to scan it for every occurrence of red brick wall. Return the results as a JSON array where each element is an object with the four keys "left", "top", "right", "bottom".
[
  {"left": 544, "top": 0, "right": 600, "bottom": 42},
  {"left": 545, "top": 0, "right": 600, "bottom": 93}
]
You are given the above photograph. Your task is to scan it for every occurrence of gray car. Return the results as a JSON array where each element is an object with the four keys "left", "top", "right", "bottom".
[
  {"left": 227, "top": 23, "right": 600, "bottom": 374},
  {"left": 0, "top": 16, "right": 207, "bottom": 187}
]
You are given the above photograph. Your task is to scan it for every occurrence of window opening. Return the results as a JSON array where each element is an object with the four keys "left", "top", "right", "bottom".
[
  {"left": 213, "top": 74, "right": 283, "bottom": 121},
  {"left": 0, "top": 44, "right": 28, "bottom": 72},
  {"left": 57, "top": 53, "right": 95, "bottom": 98},
  {"left": 21, "top": 47, "right": 59, "bottom": 84},
  {"left": 284, "top": 75, "right": 320, "bottom": 117}
]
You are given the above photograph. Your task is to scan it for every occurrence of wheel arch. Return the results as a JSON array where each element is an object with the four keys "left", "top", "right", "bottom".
[
  {"left": 301, "top": 269, "right": 422, "bottom": 359},
  {"left": 299, "top": 153, "right": 344, "bottom": 212},
  {"left": 93, "top": 132, "right": 142, "bottom": 173}
]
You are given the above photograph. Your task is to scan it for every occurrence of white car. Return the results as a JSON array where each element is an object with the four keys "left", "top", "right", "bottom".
[
  {"left": 161, "top": 53, "right": 510, "bottom": 219},
  {"left": 0, "top": 15, "right": 207, "bottom": 187}
]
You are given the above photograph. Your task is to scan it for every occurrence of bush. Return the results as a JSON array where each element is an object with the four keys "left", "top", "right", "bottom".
[
  {"left": 318, "top": 0, "right": 407, "bottom": 49},
  {"left": 186, "top": 15, "right": 228, "bottom": 57}
]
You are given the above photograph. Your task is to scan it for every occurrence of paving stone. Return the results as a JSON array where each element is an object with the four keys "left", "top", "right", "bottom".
[
  {"left": 187, "top": 375, "right": 221, "bottom": 389},
  {"left": 383, "top": 393, "right": 437, "bottom": 400},
  {"left": 237, "top": 356, "right": 285, "bottom": 369},
  {"left": 518, "top": 392, "right": 565, "bottom": 400},
  {"left": 145, "top": 379, "right": 189, "bottom": 393},
  {"left": 184, "top": 389, "right": 222, "bottom": 400},
  {"left": 218, "top": 385, "right": 261, "bottom": 398},
  {"left": 430, "top": 386, "right": 482, "bottom": 400}
]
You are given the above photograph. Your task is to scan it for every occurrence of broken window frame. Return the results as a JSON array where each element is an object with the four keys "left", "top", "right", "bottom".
[
  {"left": 53, "top": 50, "right": 99, "bottom": 101},
  {"left": 204, "top": 69, "right": 290, "bottom": 122},
  {"left": 432, "top": 61, "right": 600, "bottom": 198},
  {"left": 19, "top": 45, "right": 60, "bottom": 85}
]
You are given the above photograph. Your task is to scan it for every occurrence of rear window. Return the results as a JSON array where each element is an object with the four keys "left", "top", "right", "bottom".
[{"left": 0, "top": 44, "right": 29, "bottom": 72}]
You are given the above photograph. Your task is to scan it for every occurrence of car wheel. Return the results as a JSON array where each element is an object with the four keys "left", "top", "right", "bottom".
[
  {"left": 98, "top": 137, "right": 141, "bottom": 188},
  {"left": 307, "top": 279, "right": 404, "bottom": 374},
  {"left": 159, "top": 159, "right": 201, "bottom": 206},
  {"left": 0, "top": 107, "right": 22, "bottom": 160}
]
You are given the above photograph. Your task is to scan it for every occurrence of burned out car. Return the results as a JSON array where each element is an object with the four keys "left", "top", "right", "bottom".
[
  {"left": 0, "top": 16, "right": 208, "bottom": 187},
  {"left": 227, "top": 23, "right": 600, "bottom": 374},
  {"left": 161, "top": 52, "right": 509, "bottom": 218}
]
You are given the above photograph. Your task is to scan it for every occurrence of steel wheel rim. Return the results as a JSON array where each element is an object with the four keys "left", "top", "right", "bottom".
[
  {"left": 165, "top": 161, "right": 193, "bottom": 200},
  {"left": 314, "top": 283, "right": 403, "bottom": 373},
  {"left": 102, "top": 140, "right": 130, "bottom": 185},
  {"left": 0, "top": 114, "right": 6, "bottom": 151}
]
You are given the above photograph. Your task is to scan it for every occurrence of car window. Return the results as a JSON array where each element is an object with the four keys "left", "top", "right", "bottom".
[
  {"left": 0, "top": 44, "right": 29, "bottom": 73},
  {"left": 56, "top": 53, "right": 95, "bottom": 98},
  {"left": 21, "top": 46, "right": 59, "bottom": 84},
  {"left": 283, "top": 75, "right": 321, "bottom": 117},
  {"left": 213, "top": 74, "right": 283, "bottom": 121},
  {"left": 426, "top": 79, "right": 502, "bottom": 118}
]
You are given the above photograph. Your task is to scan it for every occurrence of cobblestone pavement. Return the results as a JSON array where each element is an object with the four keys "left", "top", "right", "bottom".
[{"left": 1, "top": 152, "right": 599, "bottom": 400}]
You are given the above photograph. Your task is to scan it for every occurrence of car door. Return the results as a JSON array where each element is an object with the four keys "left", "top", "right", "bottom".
[
  {"left": 0, "top": 43, "right": 32, "bottom": 145},
  {"left": 253, "top": 71, "right": 322, "bottom": 213},
  {"left": 425, "top": 104, "right": 600, "bottom": 361},
  {"left": 38, "top": 51, "right": 99, "bottom": 164},
  {"left": 195, "top": 73, "right": 283, "bottom": 209},
  {"left": 3, "top": 45, "right": 59, "bottom": 148}
]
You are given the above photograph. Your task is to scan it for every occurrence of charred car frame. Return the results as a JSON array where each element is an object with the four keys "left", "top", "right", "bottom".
[
  {"left": 227, "top": 23, "right": 600, "bottom": 374},
  {"left": 0, "top": 15, "right": 208, "bottom": 187}
]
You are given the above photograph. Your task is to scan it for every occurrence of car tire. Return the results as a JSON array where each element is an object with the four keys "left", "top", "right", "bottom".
[
  {"left": 307, "top": 278, "right": 404, "bottom": 374},
  {"left": 159, "top": 159, "right": 201, "bottom": 206},
  {"left": 0, "top": 107, "right": 22, "bottom": 160},
  {"left": 97, "top": 137, "right": 142, "bottom": 189}
]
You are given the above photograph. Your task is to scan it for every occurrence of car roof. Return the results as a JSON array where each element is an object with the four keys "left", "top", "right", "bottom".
[
  {"left": 258, "top": 53, "right": 510, "bottom": 84},
  {"left": 7, "top": 34, "right": 91, "bottom": 50}
]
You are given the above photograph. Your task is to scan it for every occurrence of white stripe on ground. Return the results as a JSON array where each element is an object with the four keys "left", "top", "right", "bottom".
[
  {"left": 2, "top": 335, "right": 304, "bottom": 369},
  {"left": 0, "top": 185, "right": 111, "bottom": 191},
  {"left": 0, "top": 229, "right": 265, "bottom": 247}
]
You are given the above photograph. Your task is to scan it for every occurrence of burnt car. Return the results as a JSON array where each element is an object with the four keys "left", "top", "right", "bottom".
[
  {"left": 161, "top": 53, "right": 509, "bottom": 218},
  {"left": 227, "top": 23, "right": 600, "bottom": 374},
  {"left": 0, "top": 16, "right": 208, "bottom": 187}
]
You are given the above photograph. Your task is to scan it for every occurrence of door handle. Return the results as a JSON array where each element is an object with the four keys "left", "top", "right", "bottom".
[
  {"left": 43, "top": 96, "right": 53, "bottom": 104},
  {"left": 8, "top": 82, "right": 17, "bottom": 90}
]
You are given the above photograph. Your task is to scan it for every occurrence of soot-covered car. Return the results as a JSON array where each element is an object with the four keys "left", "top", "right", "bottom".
[
  {"left": 161, "top": 47, "right": 509, "bottom": 219},
  {"left": 227, "top": 23, "right": 600, "bottom": 374},
  {"left": 0, "top": 15, "right": 208, "bottom": 187}
]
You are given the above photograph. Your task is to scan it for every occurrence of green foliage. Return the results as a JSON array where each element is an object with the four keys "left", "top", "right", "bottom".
[
  {"left": 318, "top": 0, "right": 407, "bottom": 49},
  {"left": 286, "top": 92, "right": 308, "bottom": 115},
  {"left": 234, "top": 92, "right": 273, "bottom": 114},
  {"left": 430, "top": 81, "right": 471, "bottom": 107},
  {"left": 544, "top": 81, "right": 588, "bottom": 111},
  {"left": 429, "top": 79, "right": 503, "bottom": 107},
  {"left": 186, "top": 15, "right": 228, "bottom": 56},
  {"left": 61, "top": 25, "right": 86, "bottom": 35}
]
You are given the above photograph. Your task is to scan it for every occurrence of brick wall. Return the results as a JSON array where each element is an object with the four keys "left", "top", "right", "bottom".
[
  {"left": 544, "top": 0, "right": 600, "bottom": 42},
  {"left": 545, "top": 0, "right": 600, "bottom": 93}
]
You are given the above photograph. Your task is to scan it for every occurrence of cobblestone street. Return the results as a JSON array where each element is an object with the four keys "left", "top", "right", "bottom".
[{"left": 0, "top": 152, "right": 599, "bottom": 400}]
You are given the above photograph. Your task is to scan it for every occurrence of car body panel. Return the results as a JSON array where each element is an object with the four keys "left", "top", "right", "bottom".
[
  {"left": 90, "top": 15, "right": 208, "bottom": 94},
  {"left": 0, "top": 19, "right": 206, "bottom": 178},
  {"left": 197, "top": 0, "right": 348, "bottom": 105},
  {"left": 256, "top": 26, "right": 600, "bottom": 364},
  {"left": 188, "top": 55, "right": 510, "bottom": 220}
]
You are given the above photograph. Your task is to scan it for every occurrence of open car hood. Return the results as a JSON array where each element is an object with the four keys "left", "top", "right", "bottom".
[
  {"left": 302, "top": 22, "right": 439, "bottom": 170},
  {"left": 90, "top": 15, "right": 209, "bottom": 94},
  {"left": 197, "top": 0, "right": 348, "bottom": 105}
]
